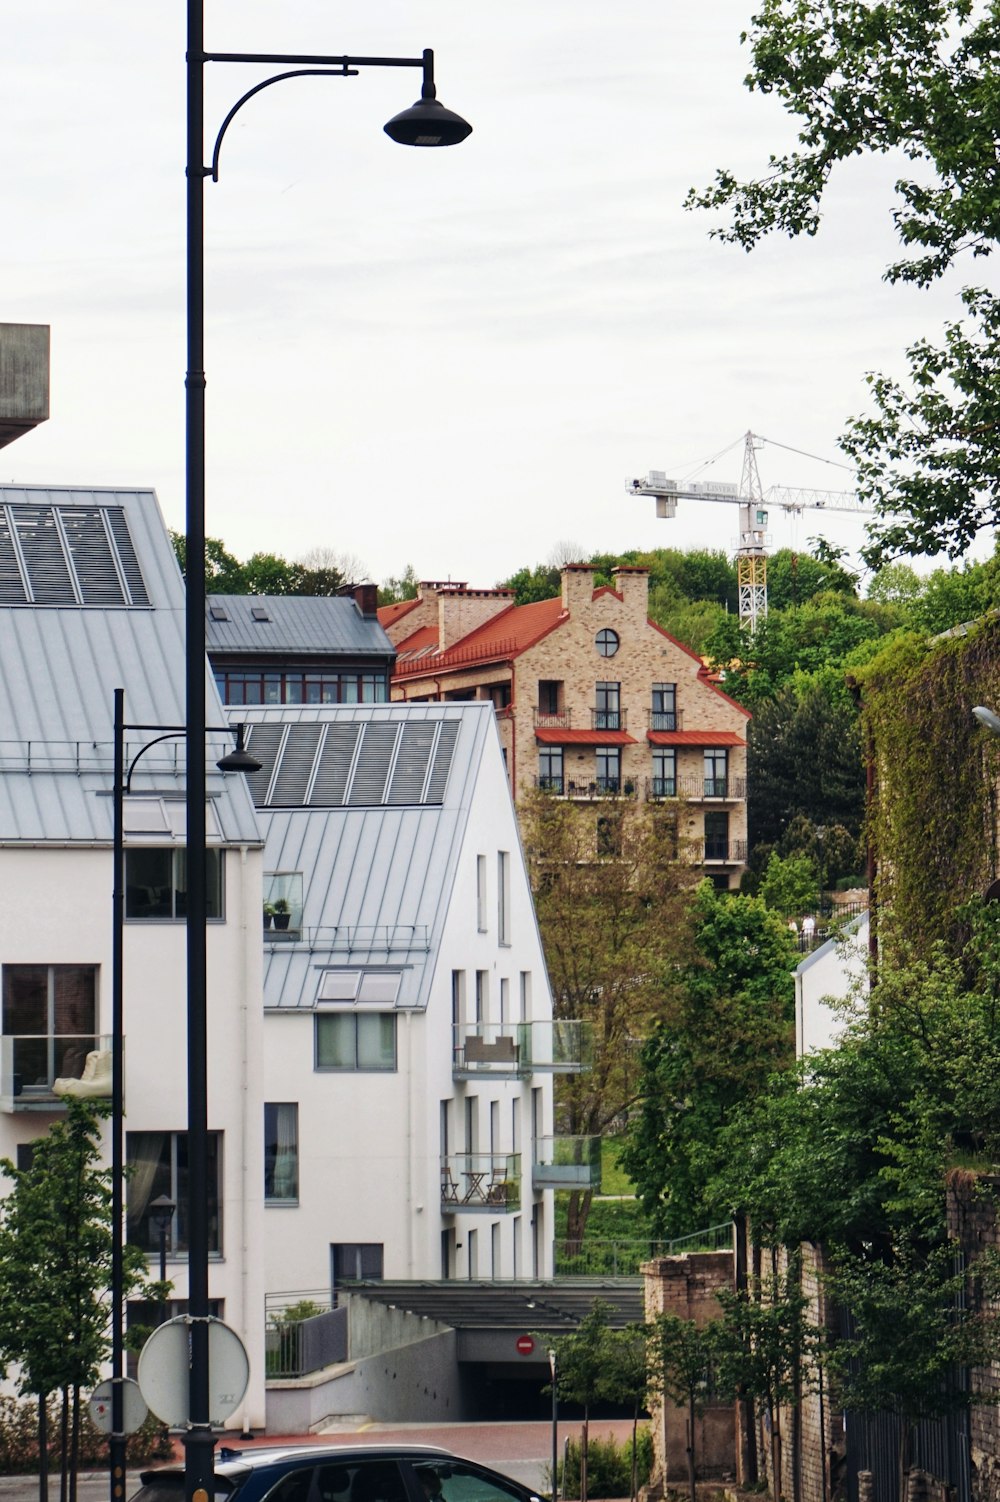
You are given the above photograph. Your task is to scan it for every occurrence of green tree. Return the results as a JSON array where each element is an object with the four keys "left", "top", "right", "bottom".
[
  {"left": 0, "top": 1102, "right": 150, "bottom": 1502},
  {"left": 758, "top": 851, "right": 819, "bottom": 919},
  {"left": 601, "top": 1328, "right": 650, "bottom": 1502},
  {"left": 621, "top": 883, "right": 796, "bottom": 1238},
  {"left": 644, "top": 1313, "right": 719, "bottom": 1502},
  {"left": 688, "top": 0, "right": 1000, "bottom": 567},
  {"left": 765, "top": 549, "right": 856, "bottom": 611},
  {"left": 171, "top": 531, "right": 248, "bottom": 592},
  {"left": 520, "top": 793, "right": 694, "bottom": 1244},
  {"left": 547, "top": 1301, "right": 618, "bottom": 1502},
  {"left": 378, "top": 565, "right": 419, "bottom": 605}
]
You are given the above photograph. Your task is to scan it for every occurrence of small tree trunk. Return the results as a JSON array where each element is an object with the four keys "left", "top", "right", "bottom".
[
  {"left": 687, "top": 1394, "right": 697, "bottom": 1502},
  {"left": 564, "top": 1190, "right": 594, "bottom": 1249},
  {"left": 37, "top": 1394, "right": 48, "bottom": 1502},
  {"left": 59, "top": 1387, "right": 69, "bottom": 1502},
  {"left": 69, "top": 1384, "right": 80, "bottom": 1502},
  {"left": 771, "top": 1399, "right": 783, "bottom": 1502},
  {"left": 581, "top": 1407, "right": 590, "bottom": 1502}
]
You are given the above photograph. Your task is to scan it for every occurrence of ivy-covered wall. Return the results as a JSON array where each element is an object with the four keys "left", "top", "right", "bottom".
[{"left": 858, "top": 617, "right": 1000, "bottom": 951}]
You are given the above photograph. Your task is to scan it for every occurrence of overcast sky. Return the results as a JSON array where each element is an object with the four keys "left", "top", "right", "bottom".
[{"left": 4, "top": 1, "right": 980, "bottom": 589}]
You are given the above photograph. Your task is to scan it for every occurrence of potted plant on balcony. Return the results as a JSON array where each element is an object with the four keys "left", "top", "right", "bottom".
[
  {"left": 263, "top": 902, "right": 276, "bottom": 931},
  {"left": 272, "top": 897, "right": 292, "bottom": 931}
]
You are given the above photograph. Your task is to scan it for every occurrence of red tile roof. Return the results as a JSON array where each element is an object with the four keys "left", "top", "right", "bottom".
[
  {"left": 647, "top": 730, "right": 747, "bottom": 747},
  {"left": 394, "top": 596, "right": 565, "bottom": 677},
  {"left": 394, "top": 624, "right": 439, "bottom": 658},
  {"left": 535, "top": 728, "right": 638, "bottom": 746},
  {"left": 377, "top": 598, "right": 421, "bottom": 629}
]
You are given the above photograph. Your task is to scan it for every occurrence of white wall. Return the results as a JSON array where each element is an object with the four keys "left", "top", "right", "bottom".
[
  {"left": 0, "top": 841, "right": 268, "bottom": 1427},
  {"left": 795, "top": 915, "right": 869, "bottom": 1059}
]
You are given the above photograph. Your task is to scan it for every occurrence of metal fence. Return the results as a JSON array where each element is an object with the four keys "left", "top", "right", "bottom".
[{"left": 553, "top": 1222, "right": 734, "bottom": 1276}]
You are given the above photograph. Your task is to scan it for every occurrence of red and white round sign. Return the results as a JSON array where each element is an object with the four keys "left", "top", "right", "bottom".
[{"left": 516, "top": 1334, "right": 535, "bottom": 1356}]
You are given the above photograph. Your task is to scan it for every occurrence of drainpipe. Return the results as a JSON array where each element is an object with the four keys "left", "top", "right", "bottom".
[
  {"left": 238, "top": 842, "right": 252, "bottom": 1436},
  {"left": 509, "top": 661, "right": 516, "bottom": 794}
]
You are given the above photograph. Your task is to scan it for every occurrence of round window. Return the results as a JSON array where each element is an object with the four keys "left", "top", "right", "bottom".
[{"left": 596, "top": 628, "right": 619, "bottom": 657}]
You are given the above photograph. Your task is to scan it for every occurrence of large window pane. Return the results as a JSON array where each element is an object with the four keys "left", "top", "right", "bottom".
[
  {"left": 127, "top": 850, "right": 223, "bottom": 921},
  {"left": 316, "top": 1015, "right": 355, "bottom": 1069},
  {"left": 316, "top": 1014, "right": 396, "bottom": 1072},
  {"left": 127, "top": 1130, "right": 221, "bottom": 1255},
  {"left": 357, "top": 1014, "right": 395, "bottom": 1069},
  {"left": 265, "top": 1103, "right": 298, "bottom": 1203}
]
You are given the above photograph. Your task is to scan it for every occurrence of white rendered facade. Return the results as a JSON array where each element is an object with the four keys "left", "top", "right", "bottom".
[{"left": 227, "top": 702, "right": 558, "bottom": 1300}]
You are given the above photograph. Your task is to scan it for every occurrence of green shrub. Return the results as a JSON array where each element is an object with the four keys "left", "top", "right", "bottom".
[
  {"left": 558, "top": 1428, "right": 653, "bottom": 1499},
  {"left": 0, "top": 1396, "right": 172, "bottom": 1475}
]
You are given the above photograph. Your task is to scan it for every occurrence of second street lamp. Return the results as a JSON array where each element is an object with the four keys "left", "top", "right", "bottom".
[
  {"left": 183, "top": 14, "right": 471, "bottom": 1502},
  {"left": 148, "top": 1195, "right": 177, "bottom": 1326}
]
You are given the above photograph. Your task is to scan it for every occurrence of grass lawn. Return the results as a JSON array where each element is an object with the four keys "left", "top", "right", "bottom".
[{"left": 600, "top": 1137, "right": 636, "bottom": 1197}]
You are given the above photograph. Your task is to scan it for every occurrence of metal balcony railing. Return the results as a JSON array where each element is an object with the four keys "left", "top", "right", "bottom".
[
  {"left": 591, "top": 708, "right": 626, "bottom": 731},
  {"left": 703, "top": 839, "right": 748, "bottom": 864},
  {"left": 453, "top": 1023, "right": 523, "bottom": 1076},
  {"left": 0, "top": 1033, "right": 113, "bottom": 1111},
  {"left": 648, "top": 776, "right": 677, "bottom": 799},
  {"left": 533, "top": 707, "right": 574, "bottom": 729},
  {"left": 441, "top": 1153, "right": 521, "bottom": 1213},
  {"left": 647, "top": 708, "right": 681, "bottom": 731},
  {"left": 535, "top": 775, "right": 565, "bottom": 794},
  {"left": 532, "top": 1135, "right": 602, "bottom": 1191}
]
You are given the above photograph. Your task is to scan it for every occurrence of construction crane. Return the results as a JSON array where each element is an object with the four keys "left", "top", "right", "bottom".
[{"left": 629, "top": 430, "right": 875, "bottom": 631}]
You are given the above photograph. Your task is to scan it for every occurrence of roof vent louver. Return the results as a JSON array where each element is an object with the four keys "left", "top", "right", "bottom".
[{"left": 0, "top": 503, "right": 148, "bottom": 608}]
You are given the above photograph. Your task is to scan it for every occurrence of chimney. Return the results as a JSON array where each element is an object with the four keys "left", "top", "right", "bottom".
[
  {"left": 611, "top": 567, "right": 650, "bottom": 620},
  {"left": 353, "top": 582, "right": 378, "bottom": 618},
  {"left": 437, "top": 588, "right": 514, "bottom": 650},
  {"left": 561, "top": 563, "right": 596, "bottom": 614}
]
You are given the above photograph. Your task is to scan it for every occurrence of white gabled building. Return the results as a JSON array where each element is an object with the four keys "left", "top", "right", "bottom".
[
  {"left": 225, "top": 701, "right": 564, "bottom": 1302},
  {"left": 0, "top": 484, "right": 268, "bottom": 1428}
]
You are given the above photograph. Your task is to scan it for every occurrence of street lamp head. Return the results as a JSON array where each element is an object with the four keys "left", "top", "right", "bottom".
[
  {"left": 973, "top": 705, "right": 1000, "bottom": 738},
  {"left": 216, "top": 722, "right": 262, "bottom": 774},
  {"left": 149, "top": 1194, "right": 177, "bottom": 1234},
  {"left": 384, "top": 93, "right": 472, "bottom": 147}
]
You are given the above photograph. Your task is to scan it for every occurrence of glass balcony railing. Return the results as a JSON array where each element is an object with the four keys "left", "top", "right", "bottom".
[
  {"left": 441, "top": 1153, "right": 521, "bottom": 1213},
  {"left": 532, "top": 1135, "right": 602, "bottom": 1191},
  {"left": 0, "top": 1033, "right": 113, "bottom": 1111},
  {"left": 452, "top": 1020, "right": 593, "bottom": 1078}
]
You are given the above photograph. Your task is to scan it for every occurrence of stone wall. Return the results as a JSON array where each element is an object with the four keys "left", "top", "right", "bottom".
[
  {"left": 642, "top": 1252, "right": 737, "bottom": 1489},
  {"left": 948, "top": 1172, "right": 1000, "bottom": 1502}
]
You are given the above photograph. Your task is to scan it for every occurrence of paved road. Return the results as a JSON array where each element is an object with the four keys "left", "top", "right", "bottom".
[{"left": 0, "top": 1418, "right": 639, "bottom": 1501}]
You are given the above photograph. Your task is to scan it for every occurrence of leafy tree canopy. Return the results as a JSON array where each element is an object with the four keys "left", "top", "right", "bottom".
[{"left": 688, "top": 0, "right": 1000, "bottom": 566}]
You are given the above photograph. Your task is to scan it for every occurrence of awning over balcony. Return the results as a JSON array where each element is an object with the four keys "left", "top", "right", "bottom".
[
  {"left": 535, "top": 728, "right": 637, "bottom": 745},
  {"left": 647, "top": 729, "right": 746, "bottom": 747}
]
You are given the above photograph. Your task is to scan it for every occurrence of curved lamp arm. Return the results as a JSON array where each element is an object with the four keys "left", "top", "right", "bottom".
[{"left": 210, "top": 67, "right": 358, "bottom": 182}]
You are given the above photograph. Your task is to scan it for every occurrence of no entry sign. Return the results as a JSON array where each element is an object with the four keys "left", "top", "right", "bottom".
[{"left": 516, "top": 1334, "right": 535, "bottom": 1355}]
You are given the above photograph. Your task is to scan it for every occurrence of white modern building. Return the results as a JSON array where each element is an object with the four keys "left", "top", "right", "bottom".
[
  {"left": 226, "top": 700, "right": 564, "bottom": 1300},
  {"left": 794, "top": 913, "right": 870, "bottom": 1058},
  {"left": 0, "top": 483, "right": 268, "bottom": 1426}
]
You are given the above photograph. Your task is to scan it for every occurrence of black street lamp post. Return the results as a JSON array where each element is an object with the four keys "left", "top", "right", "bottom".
[
  {"left": 110, "top": 690, "right": 259, "bottom": 1502},
  {"left": 183, "top": 12, "right": 470, "bottom": 1501},
  {"left": 149, "top": 1195, "right": 177, "bottom": 1325}
]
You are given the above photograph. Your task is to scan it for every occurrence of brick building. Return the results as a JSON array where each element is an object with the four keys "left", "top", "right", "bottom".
[{"left": 381, "top": 565, "right": 750, "bottom": 886}]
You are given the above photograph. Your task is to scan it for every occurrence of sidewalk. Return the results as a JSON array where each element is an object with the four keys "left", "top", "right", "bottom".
[{"left": 0, "top": 1417, "right": 639, "bottom": 1501}]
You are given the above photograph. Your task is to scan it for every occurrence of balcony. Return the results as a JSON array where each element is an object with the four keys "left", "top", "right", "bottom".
[
  {"left": 0, "top": 1033, "right": 113, "bottom": 1112},
  {"left": 591, "top": 708, "right": 626, "bottom": 732},
  {"left": 565, "top": 778, "right": 637, "bottom": 800},
  {"left": 453, "top": 1024, "right": 523, "bottom": 1078},
  {"left": 452, "top": 1020, "right": 592, "bottom": 1078},
  {"left": 647, "top": 776, "right": 677, "bottom": 800},
  {"left": 533, "top": 707, "right": 573, "bottom": 730},
  {"left": 519, "top": 1019, "right": 593, "bottom": 1073},
  {"left": 647, "top": 708, "right": 681, "bottom": 732},
  {"left": 703, "top": 839, "right": 748, "bottom": 864},
  {"left": 646, "top": 777, "right": 747, "bottom": 802},
  {"left": 534, "top": 775, "right": 565, "bottom": 795},
  {"left": 441, "top": 1153, "right": 521, "bottom": 1213},
  {"left": 532, "top": 1135, "right": 602, "bottom": 1191}
]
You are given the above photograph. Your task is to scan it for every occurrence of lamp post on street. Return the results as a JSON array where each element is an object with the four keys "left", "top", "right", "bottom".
[
  {"left": 110, "top": 689, "right": 259, "bottom": 1502},
  {"left": 182, "top": 13, "right": 471, "bottom": 1501},
  {"left": 149, "top": 1195, "right": 177, "bottom": 1326}
]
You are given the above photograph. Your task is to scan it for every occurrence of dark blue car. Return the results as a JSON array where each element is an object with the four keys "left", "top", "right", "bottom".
[{"left": 129, "top": 1443, "right": 545, "bottom": 1502}]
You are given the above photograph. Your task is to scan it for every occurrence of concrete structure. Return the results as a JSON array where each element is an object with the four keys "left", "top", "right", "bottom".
[
  {"left": 794, "top": 914, "right": 869, "bottom": 1058},
  {"left": 0, "top": 324, "right": 49, "bottom": 449},
  {"left": 0, "top": 483, "right": 267, "bottom": 1427},
  {"left": 226, "top": 700, "right": 563, "bottom": 1299},
  {"left": 383, "top": 567, "right": 750, "bottom": 887}
]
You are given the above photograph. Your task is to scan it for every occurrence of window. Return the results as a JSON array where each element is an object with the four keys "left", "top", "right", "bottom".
[
  {"left": 315, "top": 1013, "right": 396, "bottom": 1071},
  {"left": 126, "top": 848, "right": 223, "bottom": 921},
  {"left": 2, "top": 965, "right": 97, "bottom": 1094},
  {"left": 651, "top": 682, "right": 677, "bottom": 731},
  {"left": 316, "top": 970, "right": 402, "bottom": 1004},
  {"left": 704, "top": 810, "right": 730, "bottom": 861},
  {"left": 498, "top": 851, "right": 511, "bottom": 945},
  {"left": 215, "top": 670, "right": 389, "bottom": 706},
  {"left": 475, "top": 971, "right": 488, "bottom": 1024},
  {"left": 538, "top": 680, "right": 562, "bottom": 715},
  {"left": 652, "top": 747, "right": 676, "bottom": 797},
  {"left": 594, "top": 681, "right": 621, "bottom": 730},
  {"left": 596, "top": 628, "right": 619, "bottom": 657},
  {"left": 127, "top": 1131, "right": 221, "bottom": 1255},
  {"left": 410, "top": 1459, "right": 532, "bottom": 1502},
  {"left": 265, "top": 1103, "right": 298, "bottom": 1203},
  {"left": 331, "top": 1242, "right": 383, "bottom": 1288},
  {"left": 476, "top": 855, "right": 487, "bottom": 932},
  {"left": 596, "top": 746, "right": 620, "bottom": 793},
  {"left": 451, "top": 970, "right": 465, "bottom": 1030},
  {"left": 704, "top": 748, "right": 728, "bottom": 797},
  {"left": 538, "top": 746, "right": 563, "bottom": 793},
  {"left": 264, "top": 872, "right": 303, "bottom": 935}
]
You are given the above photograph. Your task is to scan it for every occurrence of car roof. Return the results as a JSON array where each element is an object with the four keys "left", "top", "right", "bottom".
[{"left": 141, "top": 1443, "right": 458, "bottom": 1482}]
